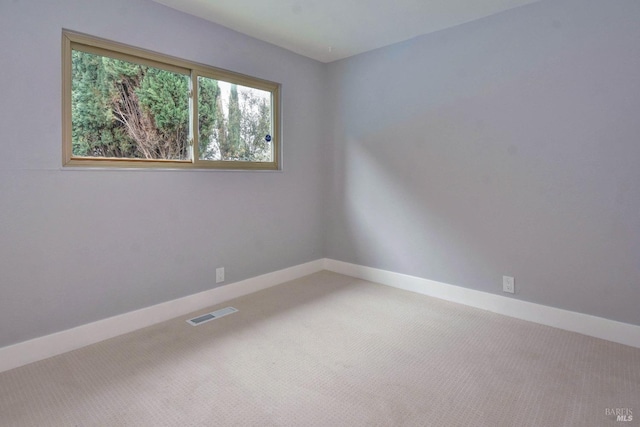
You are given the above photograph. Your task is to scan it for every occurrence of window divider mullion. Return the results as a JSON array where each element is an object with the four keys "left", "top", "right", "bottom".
[{"left": 190, "top": 72, "right": 199, "bottom": 163}]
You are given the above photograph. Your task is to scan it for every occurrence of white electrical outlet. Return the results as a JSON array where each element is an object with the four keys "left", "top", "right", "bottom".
[
  {"left": 503, "top": 276, "right": 515, "bottom": 294},
  {"left": 216, "top": 267, "right": 225, "bottom": 283}
]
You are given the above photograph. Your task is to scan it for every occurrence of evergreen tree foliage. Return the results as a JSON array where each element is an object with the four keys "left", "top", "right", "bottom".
[
  {"left": 71, "top": 50, "right": 272, "bottom": 162},
  {"left": 71, "top": 51, "right": 133, "bottom": 157},
  {"left": 227, "top": 84, "right": 242, "bottom": 159},
  {"left": 239, "top": 90, "right": 271, "bottom": 161},
  {"left": 135, "top": 67, "right": 190, "bottom": 159},
  {"left": 197, "top": 77, "right": 221, "bottom": 160}
]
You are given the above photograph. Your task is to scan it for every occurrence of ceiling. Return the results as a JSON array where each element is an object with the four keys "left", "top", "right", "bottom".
[{"left": 153, "top": 0, "right": 542, "bottom": 63}]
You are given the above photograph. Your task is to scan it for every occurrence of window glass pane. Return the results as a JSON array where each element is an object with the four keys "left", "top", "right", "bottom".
[
  {"left": 71, "top": 49, "right": 190, "bottom": 160},
  {"left": 198, "top": 76, "right": 273, "bottom": 162}
]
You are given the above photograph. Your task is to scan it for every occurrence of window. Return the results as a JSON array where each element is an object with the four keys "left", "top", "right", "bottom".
[{"left": 62, "top": 31, "right": 280, "bottom": 170}]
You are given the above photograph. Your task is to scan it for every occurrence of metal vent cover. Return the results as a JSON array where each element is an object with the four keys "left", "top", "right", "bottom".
[{"left": 186, "top": 307, "right": 238, "bottom": 326}]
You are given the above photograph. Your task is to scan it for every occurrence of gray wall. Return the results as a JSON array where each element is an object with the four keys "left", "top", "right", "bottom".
[
  {"left": 0, "top": 0, "right": 327, "bottom": 347},
  {"left": 325, "top": 0, "right": 640, "bottom": 326},
  {"left": 2, "top": 0, "right": 639, "bottom": 350}
]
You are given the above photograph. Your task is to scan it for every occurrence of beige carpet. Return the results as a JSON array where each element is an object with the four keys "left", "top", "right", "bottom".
[{"left": 0, "top": 271, "right": 638, "bottom": 426}]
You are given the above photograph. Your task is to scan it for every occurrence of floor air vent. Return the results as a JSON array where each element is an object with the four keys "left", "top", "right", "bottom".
[{"left": 187, "top": 307, "right": 238, "bottom": 326}]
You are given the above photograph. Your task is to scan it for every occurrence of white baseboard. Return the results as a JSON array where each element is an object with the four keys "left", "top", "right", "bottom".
[
  {"left": 3, "top": 258, "right": 637, "bottom": 374},
  {"left": 0, "top": 259, "right": 325, "bottom": 373},
  {"left": 324, "top": 259, "right": 640, "bottom": 349}
]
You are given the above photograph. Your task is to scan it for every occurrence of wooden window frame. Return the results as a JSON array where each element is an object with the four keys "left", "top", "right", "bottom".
[{"left": 62, "top": 30, "right": 281, "bottom": 170}]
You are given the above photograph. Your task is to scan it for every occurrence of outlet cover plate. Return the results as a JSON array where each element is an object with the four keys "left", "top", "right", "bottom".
[{"left": 503, "top": 276, "right": 515, "bottom": 294}]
